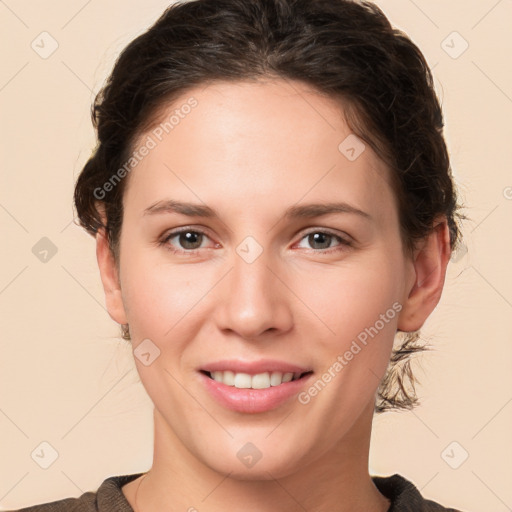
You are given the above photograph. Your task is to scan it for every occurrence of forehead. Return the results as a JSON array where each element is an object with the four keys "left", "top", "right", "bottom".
[{"left": 124, "top": 79, "right": 396, "bottom": 226}]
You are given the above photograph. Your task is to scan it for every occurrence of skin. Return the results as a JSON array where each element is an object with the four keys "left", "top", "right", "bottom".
[{"left": 96, "top": 78, "right": 451, "bottom": 512}]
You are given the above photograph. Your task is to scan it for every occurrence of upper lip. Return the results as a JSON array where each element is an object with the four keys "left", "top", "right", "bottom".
[{"left": 200, "top": 359, "right": 313, "bottom": 375}]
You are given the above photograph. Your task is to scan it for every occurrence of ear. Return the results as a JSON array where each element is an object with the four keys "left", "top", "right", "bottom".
[
  {"left": 96, "top": 226, "right": 128, "bottom": 325},
  {"left": 397, "top": 216, "right": 452, "bottom": 332}
]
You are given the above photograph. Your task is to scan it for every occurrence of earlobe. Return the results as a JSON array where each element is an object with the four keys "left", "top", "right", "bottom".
[
  {"left": 397, "top": 217, "right": 452, "bottom": 332},
  {"left": 96, "top": 227, "right": 128, "bottom": 325}
]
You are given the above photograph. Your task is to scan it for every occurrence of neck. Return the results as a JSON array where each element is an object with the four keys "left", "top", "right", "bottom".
[{"left": 130, "top": 403, "right": 389, "bottom": 512}]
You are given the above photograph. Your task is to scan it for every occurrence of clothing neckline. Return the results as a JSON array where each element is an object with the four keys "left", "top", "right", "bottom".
[{"left": 98, "top": 472, "right": 419, "bottom": 512}]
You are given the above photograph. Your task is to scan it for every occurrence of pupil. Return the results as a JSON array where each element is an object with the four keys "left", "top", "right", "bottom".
[
  {"left": 181, "top": 231, "right": 201, "bottom": 249},
  {"left": 310, "top": 233, "right": 330, "bottom": 249}
]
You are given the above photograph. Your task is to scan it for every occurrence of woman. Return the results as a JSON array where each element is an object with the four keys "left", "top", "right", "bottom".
[{"left": 12, "top": 0, "right": 465, "bottom": 510}]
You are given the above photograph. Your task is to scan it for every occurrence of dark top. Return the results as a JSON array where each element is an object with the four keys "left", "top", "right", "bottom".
[{"left": 6, "top": 472, "right": 465, "bottom": 511}]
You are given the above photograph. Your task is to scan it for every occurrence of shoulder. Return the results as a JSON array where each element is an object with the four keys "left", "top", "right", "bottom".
[
  {"left": 372, "top": 473, "right": 466, "bottom": 512},
  {"left": 4, "top": 473, "right": 144, "bottom": 512}
]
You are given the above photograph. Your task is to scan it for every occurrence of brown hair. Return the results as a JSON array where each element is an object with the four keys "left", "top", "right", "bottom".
[{"left": 73, "top": 0, "right": 465, "bottom": 412}]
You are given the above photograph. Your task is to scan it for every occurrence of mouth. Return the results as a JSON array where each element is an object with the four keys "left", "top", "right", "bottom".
[
  {"left": 198, "top": 359, "right": 315, "bottom": 413},
  {"left": 200, "top": 370, "right": 314, "bottom": 389}
]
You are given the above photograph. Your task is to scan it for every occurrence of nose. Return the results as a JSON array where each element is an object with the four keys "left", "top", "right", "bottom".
[{"left": 214, "top": 246, "right": 294, "bottom": 341}]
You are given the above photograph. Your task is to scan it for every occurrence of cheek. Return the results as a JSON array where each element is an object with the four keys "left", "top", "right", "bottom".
[
  {"left": 293, "top": 253, "right": 403, "bottom": 415},
  {"left": 296, "top": 253, "right": 402, "bottom": 342},
  {"left": 121, "top": 262, "right": 206, "bottom": 342},
  {"left": 117, "top": 235, "right": 198, "bottom": 340},
  {"left": 293, "top": 261, "right": 401, "bottom": 426}
]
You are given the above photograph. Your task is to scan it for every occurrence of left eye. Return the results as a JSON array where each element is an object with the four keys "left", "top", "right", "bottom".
[{"left": 296, "top": 231, "right": 350, "bottom": 251}]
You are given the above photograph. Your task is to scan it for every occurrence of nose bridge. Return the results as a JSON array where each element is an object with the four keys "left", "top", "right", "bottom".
[
  {"left": 232, "top": 241, "right": 273, "bottom": 297},
  {"left": 216, "top": 235, "right": 292, "bottom": 338}
]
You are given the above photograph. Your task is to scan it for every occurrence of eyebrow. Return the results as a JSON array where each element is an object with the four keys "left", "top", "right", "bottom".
[{"left": 143, "top": 199, "right": 372, "bottom": 221}]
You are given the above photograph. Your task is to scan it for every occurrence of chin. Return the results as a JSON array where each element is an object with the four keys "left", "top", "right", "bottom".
[
  {"left": 194, "top": 435, "right": 310, "bottom": 481},
  {"left": 207, "top": 457, "right": 299, "bottom": 481}
]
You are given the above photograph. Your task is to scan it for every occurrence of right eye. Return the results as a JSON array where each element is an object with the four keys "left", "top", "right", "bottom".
[{"left": 159, "top": 228, "right": 215, "bottom": 254}]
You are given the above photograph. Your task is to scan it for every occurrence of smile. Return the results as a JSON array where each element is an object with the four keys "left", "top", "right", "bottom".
[{"left": 203, "top": 370, "right": 312, "bottom": 389}]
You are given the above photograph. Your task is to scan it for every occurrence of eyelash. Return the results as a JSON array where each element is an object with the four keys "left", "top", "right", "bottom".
[{"left": 158, "top": 227, "right": 352, "bottom": 256}]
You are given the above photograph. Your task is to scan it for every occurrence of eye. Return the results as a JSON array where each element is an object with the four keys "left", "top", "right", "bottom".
[
  {"left": 295, "top": 230, "right": 352, "bottom": 253},
  {"left": 159, "top": 228, "right": 214, "bottom": 254},
  {"left": 159, "top": 227, "right": 352, "bottom": 255}
]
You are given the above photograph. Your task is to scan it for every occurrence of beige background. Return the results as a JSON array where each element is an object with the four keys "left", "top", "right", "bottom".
[{"left": 1, "top": 0, "right": 511, "bottom": 510}]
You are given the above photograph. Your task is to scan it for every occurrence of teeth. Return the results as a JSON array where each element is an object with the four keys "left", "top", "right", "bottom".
[
  {"left": 234, "top": 373, "right": 252, "bottom": 388},
  {"left": 270, "top": 372, "right": 283, "bottom": 386},
  {"left": 282, "top": 372, "right": 293, "bottom": 382},
  {"left": 208, "top": 371, "right": 301, "bottom": 389},
  {"left": 223, "top": 370, "right": 235, "bottom": 386}
]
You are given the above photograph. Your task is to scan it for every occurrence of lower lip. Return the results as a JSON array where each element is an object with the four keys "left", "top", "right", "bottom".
[{"left": 199, "top": 371, "right": 314, "bottom": 413}]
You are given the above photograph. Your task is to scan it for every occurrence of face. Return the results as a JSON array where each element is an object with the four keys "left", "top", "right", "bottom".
[{"left": 97, "top": 78, "right": 440, "bottom": 479}]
